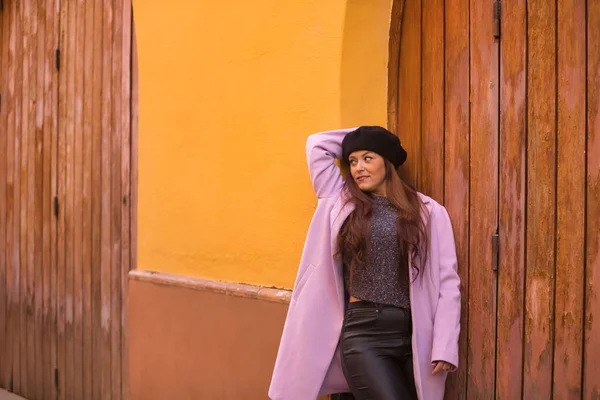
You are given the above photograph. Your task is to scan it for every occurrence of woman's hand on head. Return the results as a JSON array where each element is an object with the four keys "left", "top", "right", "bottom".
[{"left": 431, "top": 361, "right": 455, "bottom": 375}]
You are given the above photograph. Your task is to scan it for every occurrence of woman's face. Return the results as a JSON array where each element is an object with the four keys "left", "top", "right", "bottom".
[{"left": 348, "top": 151, "right": 387, "bottom": 196}]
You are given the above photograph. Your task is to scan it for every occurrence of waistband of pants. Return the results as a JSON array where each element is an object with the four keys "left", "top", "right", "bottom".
[{"left": 347, "top": 300, "right": 410, "bottom": 312}]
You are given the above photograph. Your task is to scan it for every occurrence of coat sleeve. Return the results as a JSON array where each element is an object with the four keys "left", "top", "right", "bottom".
[
  {"left": 430, "top": 205, "right": 461, "bottom": 370},
  {"left": 306, "top": 128, "right": 356, "bottom": 198}
]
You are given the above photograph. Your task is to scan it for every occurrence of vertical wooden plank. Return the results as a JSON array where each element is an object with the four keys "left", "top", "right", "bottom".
[
  {"left": 18, "top": 0, "right": 29, "bottom": 393},
  {"left": 553, "top": 0, "right": 586, "bottom": 397},
  {"left": 48, "top": 1, "right": 60, "bottom": 398},
  {"left": 34, "top": 0, "right": 47, "bottom": 397},
  {"left": 101, "top": 0, "right": 114, "bottom": 397},
  {"left": 420, "top": 0, "right": 444, "bottom": 202},
  {"left": 396, "top": 0, "right": 421, "bottom": 187},
  {"left": 496, "top": 0, "right": 526, "bottom": 398},
  {"left": 585, "top": 1, "right": 600, "bottom": 397},
  {"left": 66, "top": 0, "right": 78, "bottom": 397},
  {"left": 121, "top": 2, "right": 133, "bottom": 399},
  {"left": 111, "top": 0, "right": 123, "bottom": 397},
  {"left": 524, "top": 0, "right": 556, "bottom": 398},
  {"left": 57, "top": 0, "right": 68, "bottom": 396},
  {"left": 73, "top": 0, "right": 86, "bottom": 397},
  {"left": 387, "top": 0, "right": 404, "bottom": 135},
  {"left": 6, "top": 0, "right": 20, "bottom": 391},
  {"left": 0, "top": 2, "right": 7, "bottom": 389},
  {"left": 42, "top": 0, "right": 59, "bottom": 398},
  {"left": 468, "top": 0, "right": 499, "bottom": 397},
  {"left": 82, "top": 1, "right": 95, "bottom": 399},
  {"left": 92, "top": 0, "right": 104, "bottom": 398},
  {"left": 443, "top": 0, "right": 469, "bottom": 397}
]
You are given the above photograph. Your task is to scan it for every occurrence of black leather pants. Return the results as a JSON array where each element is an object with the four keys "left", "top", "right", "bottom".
[{"left": 340, "top": 301, "right": 418, "bottom": 400}]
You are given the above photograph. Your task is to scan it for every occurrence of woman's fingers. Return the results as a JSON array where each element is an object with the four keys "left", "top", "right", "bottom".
[
  {"left": 432, "top": 361, "right": 453, "bottom": 375},
  {"left": 432, "top": 362, "right": 444, "bottom": 375}
]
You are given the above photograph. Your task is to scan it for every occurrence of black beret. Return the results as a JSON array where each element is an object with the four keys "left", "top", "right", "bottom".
[{"left": 341, "top": 126, "right": 407, "bottom": 167}]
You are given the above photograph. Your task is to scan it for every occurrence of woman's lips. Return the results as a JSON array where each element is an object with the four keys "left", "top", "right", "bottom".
[{"left": 356, "top": 176, "right": 368, "bottom": 182}]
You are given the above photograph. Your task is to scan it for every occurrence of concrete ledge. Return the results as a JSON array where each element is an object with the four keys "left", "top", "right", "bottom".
[
  {"left": 128, "top": 270, "right": 291, "bottom": 400},
  {"left": 129, "top": 269, "right": 292, "bottom": 304},
  {"left": 0, "top": 390, "right": 27, "bottom": 400}
]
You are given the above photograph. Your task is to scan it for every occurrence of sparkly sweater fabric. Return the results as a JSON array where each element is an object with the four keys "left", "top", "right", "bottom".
[{"left": 342, "top": 195, "right": 411, "bottom": 309}]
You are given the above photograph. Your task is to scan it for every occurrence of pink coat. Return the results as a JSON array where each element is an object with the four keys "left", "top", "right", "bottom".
[{"left": 269, "top": 128, "right": 461, "bottom": 400}]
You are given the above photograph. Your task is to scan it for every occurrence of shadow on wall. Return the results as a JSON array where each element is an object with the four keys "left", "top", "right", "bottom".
[{"left": 340, "top": 0, "right": 393, "bottom": 128}]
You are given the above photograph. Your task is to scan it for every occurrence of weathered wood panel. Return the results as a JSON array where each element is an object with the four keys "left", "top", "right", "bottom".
[
  {"left": 420, "top": 0, "right": 444, "bottom": 202},
  {"left": 121, "top": 2, "right": 133, "bottom": 398},
  {"left": 0, "top": 2, "right": 7, "bottom": 390},
  {"left": 100, "top": 0, "right": 115, "bottom": 397},
  {"left": 33, "top": 0, "right": 46, "bottom": 397},
  {"left": 585, "top": 1, "right": 600, "bottom": 398},
  {"left": 42, "top": 1, "right": 60, "bottom": 398},
  {"left": 396, "top": 0, "right": 421, "bottom": 187},
  {"left": 92, "top": 0, "right": 104, "bottom": 398},
  {"left": 442, "top": 0, "right": 470, "bottom": 397},
  {"left": 496, "top": 0, "right": 526, "bottom": 398},
  {"left": 14, "top": 0, "right": 24, "bottom": 393},
  {"left": 387, "top": 0, "right": 405, "bottom": 135},
  {"left": 82, "top": 1, "right": 95, "bottom": 398},
  {"left": 553, "top": 0, "right": 586, "bottom": 397},
  {"left": 0, "top": 2, "right": 135, "bottom": 399},
  {"left": 524, "top": 0, "right": 557, "bottom": 398},
  {"left": 467, "top": 0, "right": 499, "bottom": 397}
]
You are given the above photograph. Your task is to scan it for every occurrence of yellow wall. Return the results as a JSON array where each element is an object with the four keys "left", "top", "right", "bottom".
[{"left": 133, "top": 0, "right": 393, "bottom": 289}]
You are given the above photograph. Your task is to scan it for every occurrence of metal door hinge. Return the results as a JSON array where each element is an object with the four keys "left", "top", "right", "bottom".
[
  {"left": 492, "top": 232, "right": 500, "bottom": 271},
  {"left": 493, "top": 0, "right": 501, "bottom": 39},
  {"left": 55, "top": 48, "right": 61, "bottom": 70},
  {"left": 53, "top": 196, "right": 59, "bottom": 218}
]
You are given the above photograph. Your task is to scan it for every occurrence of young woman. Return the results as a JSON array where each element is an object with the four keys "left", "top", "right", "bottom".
[{"left": 269, "top": 127, "right": 461, "bottom": 400}]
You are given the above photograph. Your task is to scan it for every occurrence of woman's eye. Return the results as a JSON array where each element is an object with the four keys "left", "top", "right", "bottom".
[{"left": 365, "top": 156, "right": 372, "bottom": 161}]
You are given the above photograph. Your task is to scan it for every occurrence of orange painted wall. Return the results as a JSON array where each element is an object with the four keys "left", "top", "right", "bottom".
[{"left": 132, "top": 0, "right": 393, "bottom": 289}]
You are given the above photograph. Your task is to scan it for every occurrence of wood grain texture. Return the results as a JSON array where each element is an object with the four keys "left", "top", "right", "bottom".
[
  {"left": 111, "top": 0, "right": 124, "bottom": 397},
  {"left": 82, "top": 1, "right": 95, "bottom": 399},
  {"left": 73, "top": 0, "right": 85, "bottom": 398},
  {"left": 0, "top": 3, "right": 7, "bottom": 389},
  {"left": 467, "top": 0, "right": 499, "bottom": 397},
  {"left": 48, "top": 1, "right": 60, "bottom": 398},
  {"left": 396, "top": 0, "right": 421, "bottom": 187},
  {"left": 387, "top": 0, "right": 405, "bottom": 135},
  {"left": 33, "top": 0, "right": 46, "bottom": 397},
  {"left": 101, "top": 0, "right": 114, "bottom": 397},
  {"left": 15, "top": 0, "right": 24, "bottom": 393},
  {"left": 57, "top": 0, "right": 68, "bottom": 396},
  {"left": 442, "top": 0, "right": 469, "bottom": 397},
  {"left": 6, "top": 0, "right": 20, "bottom": 389},
  {"left": 0, "top": 2, "right": 134, "bottom": 398},
  {"left": 524, "top": 0, "right": 557, "bottom": 397},
  {"left": 420, "top": 0, "right": 444, "bottom": 202},
  {"left": 496, "top": 0, "right": 526, "bottom": 398},
  {"left": 121, "top": 2, "right": 133, "bottom": 398},
  {"left": 42, "top": 0, "right": 59, "bottom": 398},
  {"left": 91, "top": 1, "right": 104, "bottom": 399},
  {"left": 19, "top": 0, "right": 31, "bottom": 394},
  {"left": 553, "top": 0, "right": 586, "bottom": 397},
  {"left": 585, "top": 1, "right": 600, "bottom": 397}
]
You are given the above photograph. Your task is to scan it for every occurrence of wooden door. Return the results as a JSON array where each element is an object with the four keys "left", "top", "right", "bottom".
[
  {"left": 389, "top": 0, "right": 499, "bottom": 398},
  {"left": 497, "top": 1, "right": 599, "bottom": 398},
  {"left": 390, "top": 0, "right": 600, "bottom": 398},
  {"left": 0, "top": 1, "right": 137, "bottom": 399},
  {"left": 0, "top": 1, "right": 60, "bottom": 398}
]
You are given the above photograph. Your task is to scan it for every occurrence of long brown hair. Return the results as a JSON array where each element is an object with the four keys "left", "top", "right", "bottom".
[{"left": 337, "top": 158, "right": 429, "bottom": 281}]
